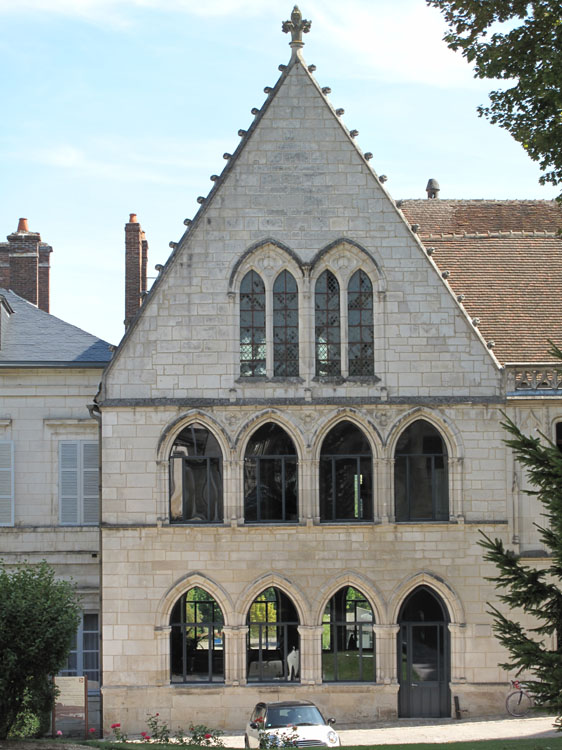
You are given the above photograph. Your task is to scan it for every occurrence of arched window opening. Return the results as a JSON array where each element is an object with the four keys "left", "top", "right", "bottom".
[
  {"left": 244, "top": 423, "right": 298, "bottom": 523},
  {"left": 240, "top": 270, "right": 266, "bottom": 377},
  {"left": 320, "top": 421, "right": 373, "bottom": 522},
  {"left": 170, "top": 587, "right": 224, "bottom": 683},
  {"left": 273, "top": 271, "right": 299, "bottom": 377},
  {"left": 169, "top": 423, "right": 223, "bottom": 523},
  {"left": 247, "top": 587, "right": 300, "bottom": 682},
  {"left": 394, "top": 420, "right": 448, "bottom": 522},
  {"left": 315, "top": 270, "right": 341, "bottom": 377},
  {"left": 398, "top": 586, "right": 450, "bottom": 717},
  {"left": 348, "top": 270, "right": 374, "bottom": 376},
  {"left": 556, "top": 422, "right": 562, "bottom": 451},
  {"left": 322, "top": 586, "right": 375, "bottom": 682}
]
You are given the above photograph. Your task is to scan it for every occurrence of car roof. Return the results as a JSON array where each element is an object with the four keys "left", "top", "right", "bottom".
[{"left": 261, "top": 701, "right": 316, "bottom": 709}]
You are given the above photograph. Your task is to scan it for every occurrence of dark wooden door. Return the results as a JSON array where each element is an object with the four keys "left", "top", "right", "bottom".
[{"left": 398, "top": 622, "right": 449, "bottom": 717}]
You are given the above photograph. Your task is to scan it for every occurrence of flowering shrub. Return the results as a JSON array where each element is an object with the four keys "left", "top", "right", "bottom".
[
  {"left": 259, "top": 724, "right": 299, "bottom": 749},
  {"left": 184, "top": 723, "right": 225, "bottom": 746},
  {"left": 110, "top": 722, "right": 128, "bottom": 742},
  {"left": 146, "top": 712, "right": 170, "bottom": 743}
]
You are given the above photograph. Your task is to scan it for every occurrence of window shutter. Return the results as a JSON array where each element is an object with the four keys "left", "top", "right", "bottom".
[
  {"left": 0, "top": 441, "right": 14, "bottom": 526},
  {"left": 82, "top": 442, "right": 99, "bottom": 525},
  {"left": 60, "top": 441, "right": 79, "bottom": 524}
]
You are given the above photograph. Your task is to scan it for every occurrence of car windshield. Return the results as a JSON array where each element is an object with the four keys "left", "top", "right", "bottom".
[{"left": 265, "top": 705, "right": 325, "bottom": 728}]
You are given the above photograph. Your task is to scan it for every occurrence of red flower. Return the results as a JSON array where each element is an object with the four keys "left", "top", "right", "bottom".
[
  {"left": 111, "top": 723, "right": 121, "bottom": 729},
  {"left": 156, "top": 713, "right": 159, "bottom": 716},
  {"left": 89, "top": 728, "right": 96, "bottom": 733},
  {"left": 205, "top": 733, "right": 212, "bottom": 739},
  {"left": 141, "top": 731, "right": 147, "bottom": 736}
]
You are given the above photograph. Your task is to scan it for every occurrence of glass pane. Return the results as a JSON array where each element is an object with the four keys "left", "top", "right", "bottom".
[
  {"left": 411, "top": 625, "right": 441, "bottom": 682},
  {"left": 240, "top": 271, "right": 266, "bottom": 377},
  {"left": 273, "top": 271, "right": 299, "bottom": 377},
  {"left": 315, "top": 270, "right": 341, "bottom": 376}
]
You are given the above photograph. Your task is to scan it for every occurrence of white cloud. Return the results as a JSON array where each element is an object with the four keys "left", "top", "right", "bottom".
[{"left": 2, "top": 135, "right": 230, "bottom": 186}]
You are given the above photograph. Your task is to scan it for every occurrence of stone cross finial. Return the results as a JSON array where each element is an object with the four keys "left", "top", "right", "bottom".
[{"left": 282, "top": 6, "right": 311, "bottom": 48}]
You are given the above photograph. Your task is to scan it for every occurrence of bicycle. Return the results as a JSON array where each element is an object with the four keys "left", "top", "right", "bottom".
[{"left": 506, "top": 679, "right": 533, "bottom": 717}]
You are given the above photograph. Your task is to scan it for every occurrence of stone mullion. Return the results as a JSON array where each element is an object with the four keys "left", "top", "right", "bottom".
[
  {"left": 298, "top": 625, "right": 323, "bottom": 685},
  {"left": 154, "top": 625, "right": 171, "bottom": 685},
  {"left": 222, "top": 458, "right": 238, "bottom": 524},
  {"left": 449, "top": 456, "right": 463, "bottom": 521},
  {"left": 448, "top": 623, "right": 466, "bottom": 684},
  {"left": 223, "top": 625, "right": 248, "bottom": 685},
  {"left": 299, "top": 457, "right": 315, "bottom": 523},
  {"left": 373, "top": 624, "right": 400, "bottom": 684}
]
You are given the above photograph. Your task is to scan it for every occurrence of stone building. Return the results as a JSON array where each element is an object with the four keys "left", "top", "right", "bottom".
[
  {"left": 96, "top": 8, "right": 562, "bottom": 734},
  {"left": 0, "top": 218, "right": 113, "bottom": 732},
  {"left": 2, "top": 7, "right": 562, "bottom": 738}
]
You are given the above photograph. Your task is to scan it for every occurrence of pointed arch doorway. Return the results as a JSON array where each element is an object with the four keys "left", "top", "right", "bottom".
[{"left": 398, "top": 586, "right": 450, "bottom": 717}]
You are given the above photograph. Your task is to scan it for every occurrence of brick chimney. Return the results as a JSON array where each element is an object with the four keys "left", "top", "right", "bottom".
[
  {"left": 125, "top": 213, "right": 148, "bottom": 327},
  {"left": 1, "top": 218, "right": 52, "bottom": 311}
]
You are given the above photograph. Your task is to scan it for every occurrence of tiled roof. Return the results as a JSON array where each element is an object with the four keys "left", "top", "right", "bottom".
[
  {"left": 400, "top": 200, "right": 562, "bottom": 364},
  {"left": 0, "top": 289, "right": 113, "bottom": 366},
  {"left": 401, "top": 199, "right": 562, "bottom": 235}
]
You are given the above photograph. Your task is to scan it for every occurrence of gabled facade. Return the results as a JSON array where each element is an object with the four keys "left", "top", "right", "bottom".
[{"left": 95, "top": 11, "right": 562, "bottom": 733}]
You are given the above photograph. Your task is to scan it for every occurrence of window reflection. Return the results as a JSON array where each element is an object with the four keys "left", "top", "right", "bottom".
[
  {"left": 170, "top": 588, "right": 224, "bottom": 683},
  {"left": 244, "top": 423, "right": 298, "bottom": 522},
  {"left": 170, "top": 424, "right": 223, "bottom": 523},
  {"left": 320, "top": 421, "right": 373, "bottom": 521},
  {"left": 395, "top": 420, "right": 448, "bottom": 521},
  {"left": 247, "top": 587, "right": 299, "bottom": 682},
  {"left": 322, "top": 586, "right": 375, "bottom": 682},
  {"left": 240, "top": 270, "right": 266, "bottom": 377},
  {"left": 315, "top": 271, "right": 341, "bottom": 377},
  {"left": 273, "top": 271, "right": 299, "bottom": 377}
]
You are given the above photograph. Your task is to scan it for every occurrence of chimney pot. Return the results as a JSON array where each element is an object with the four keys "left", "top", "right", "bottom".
[
  {"left": 129, "top": 213, "right": 138, "bottom": 223},
  {"left": 426, "top": 178, "right": 440, "bottom": 199},
  {"left": 17, "top": 218, "right": 29, "bottom": 232}
]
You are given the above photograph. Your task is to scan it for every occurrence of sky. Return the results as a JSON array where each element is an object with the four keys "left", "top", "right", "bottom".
[{"left": 0, "top": 0, "right": 557, "bottom": 346}]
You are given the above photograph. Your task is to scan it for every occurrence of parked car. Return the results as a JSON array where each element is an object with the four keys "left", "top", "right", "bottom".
[{"left": 245, "top": 700, "right": 340, "bottom": 748}]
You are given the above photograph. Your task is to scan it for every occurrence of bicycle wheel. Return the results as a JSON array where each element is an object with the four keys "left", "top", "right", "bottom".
[{"left": 506, "top": 689, "right": 532, "bottom": 717}]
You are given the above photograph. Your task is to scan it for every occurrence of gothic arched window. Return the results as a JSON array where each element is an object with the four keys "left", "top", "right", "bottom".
[
  {"left": 322, "top": 586, "right": 375, "bottom": 682},
  {"left": 247, "top": 587, "right": 300, "bottom": 682},
  {"left": 240, "top": 270, "right": 266, "bottom": 377},
  {"left": 348, "top": 270, "right": 374, "bottom": 376},
  {"left": 170, "top": 587, "right": 224, "bottom": 683},
  {"left": 315, "top": 270, "right": 341, "bottom": 377},
  {"left": 244, "top": 423, "right": 298, "bottom": 523},
  {"left": 320, "top": 421, "right": 373, "bottom": 522},
  {"left": 170, "top": 423, "right": 223, "bottom": 523},
  {"left": 394, "top": 420, "right": 448, "bottom": 521},
  {"left": 273, "top": 270, "right": 299, "bottom": 377}
]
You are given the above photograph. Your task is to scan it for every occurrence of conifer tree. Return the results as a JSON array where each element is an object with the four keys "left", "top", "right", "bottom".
[{"left": 479, "top": 344, "right": 562, "bottom": 722}]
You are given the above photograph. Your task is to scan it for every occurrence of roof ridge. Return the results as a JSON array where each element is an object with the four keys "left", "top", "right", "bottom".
[
  {"left": 421, "top": 230, "right": 560, "bottom": 240},
  {"left": 400, "top": 198, "right": 560, "bottom": 205}
]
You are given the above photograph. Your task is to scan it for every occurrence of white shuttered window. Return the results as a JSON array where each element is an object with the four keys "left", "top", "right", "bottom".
[
  {"left": 0, "top": 441, "right": 14, "bottom": 526},
  {"left": 59, "top": 441, "right": 99, "bottom": 525}
]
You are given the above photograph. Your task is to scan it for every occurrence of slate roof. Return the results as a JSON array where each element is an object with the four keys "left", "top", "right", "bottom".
[
  {"left": 400, "top": 200, "right": 562, "bottom": 364},
  {"left": 0, "top": 289, "right": 113, "bottom": 367}
]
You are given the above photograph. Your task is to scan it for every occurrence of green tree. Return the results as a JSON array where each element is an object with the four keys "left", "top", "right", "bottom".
[
  {"left": 426, "top": 1, "right": 562, "bottom": 200},
  {"left": 478, "top": 343, "right": 562, "bottom": 721},
  {"left": 0, "top": 560, "right": 81, "bottom": 739}
]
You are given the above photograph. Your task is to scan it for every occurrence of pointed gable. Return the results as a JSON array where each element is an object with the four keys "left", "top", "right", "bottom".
[{"left": 102, "top": 44, "right": 501, "bottom": 403}]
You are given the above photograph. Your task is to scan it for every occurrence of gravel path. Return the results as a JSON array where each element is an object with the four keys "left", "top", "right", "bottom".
[{"left": 223, "top": 715, "right": 559, "bottom": 747}]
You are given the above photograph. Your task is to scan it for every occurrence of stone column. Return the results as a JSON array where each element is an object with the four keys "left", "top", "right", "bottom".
[
  {"left": 154, "top": 625, "right": 171, "bottom": 685},
  {"left": 374, "top": 624, "right": 400, "bottom": 684},
  {"left": 448, "top": 623, "right": 467, "bottom": 683},
  {"left": 298, "top": 625, "right": 323, "bottom": 685},
  {"left": 449, "top": 456, "right": 464, "bottom": 521},
  {"left": 223, "top": 625, "right": 248, "bottom": 685}
]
